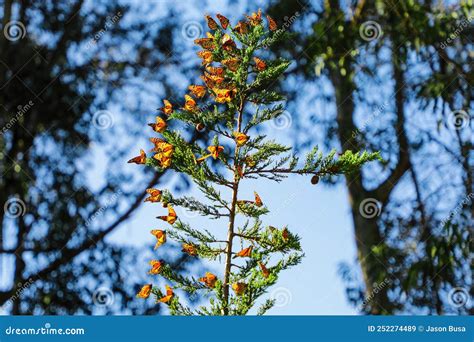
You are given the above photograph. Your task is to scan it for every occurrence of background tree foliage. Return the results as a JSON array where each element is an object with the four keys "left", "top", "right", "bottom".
[
  {"left": 0, "top": 0, "right": 201, "bottom": 314},
  {"left": 267, "top": 0, "right": 473, "bottom": 314}
]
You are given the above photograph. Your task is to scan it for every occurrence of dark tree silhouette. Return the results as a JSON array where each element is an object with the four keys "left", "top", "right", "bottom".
[
  {"left": 266, "top": 0, "right": 472, "bottom": 314},
  {"left": 0, "top": 0, "right": 202, "bottom": 314}
]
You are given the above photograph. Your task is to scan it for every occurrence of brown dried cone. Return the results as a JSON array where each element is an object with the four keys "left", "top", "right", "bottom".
[{"left": 196, "top": 123, "right": 206, "bottom": 132}]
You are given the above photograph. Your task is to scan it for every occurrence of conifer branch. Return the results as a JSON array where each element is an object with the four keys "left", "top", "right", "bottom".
[{"left": 129, "top": 9, "right": 380, "bottom": 315}]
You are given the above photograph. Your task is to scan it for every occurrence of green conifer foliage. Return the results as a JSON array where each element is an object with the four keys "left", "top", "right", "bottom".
[{"left": 129, "top": 9, "right": 380, "bottom": 315}]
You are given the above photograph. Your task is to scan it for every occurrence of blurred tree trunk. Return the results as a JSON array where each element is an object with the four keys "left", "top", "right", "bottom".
[
  {"left": 267, "top": 0, "right": 473, "bottom": 314},
  {"left": 329, "top": 63, "right": 393, "bottom": 314}
]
